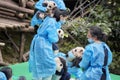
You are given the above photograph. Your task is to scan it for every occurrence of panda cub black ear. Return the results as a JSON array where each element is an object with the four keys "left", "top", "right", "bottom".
[
  {"left": 49, "top": 5, "right": 52, "bottom": 8},
  {"left": 42, "top": 3, "right": 48, "bottom": 7}
]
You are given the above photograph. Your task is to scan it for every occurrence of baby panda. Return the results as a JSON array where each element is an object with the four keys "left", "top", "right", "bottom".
[
  {"left": 52, "top": 29, "right": 64, "bottom": 54},
  {"left": 66, "top": 47, "right": 84, "bottom": 67},
  {"left": 36, "top": 0, "right": 57, "bottom": 19},
  {"left": 57, "top": 29, "right": 64, "bottom": 39},
  {"left": 52, "top": 57, "right": 71, "bottom": 80},
  {"left": 66, "top": 47, "right": 84, "bottom": 80},
  {"left": 42, "top": 0, "right": 57, "bottom": 17},
  {"left": 42, "top": 0, "right": 57, "bottom": 10}
]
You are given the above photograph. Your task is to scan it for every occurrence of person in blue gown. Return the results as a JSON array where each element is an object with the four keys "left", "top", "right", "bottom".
[
  {"left": 29, "top": 8, "right": 69, "bottom": 80},
  {"left": 0, "top": 72, "right": 7, "bottom": 80},
  {"left": 29, "top": 16, "right": 58, "bottom": 80},
  {"left": 79, "top": 26, "right": 112, "bottom": 80},
  {"left": 31, "top": 0, "right": 66, "bottom": 28},
  {"left": 0, "top": 67, "right": 12, "bottom": 80}
]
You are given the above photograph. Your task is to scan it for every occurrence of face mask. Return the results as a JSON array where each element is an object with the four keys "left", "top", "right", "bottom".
[
  {"left": 88, "top": 38, "right": 94, "bottom": 43},
  {"left": 67, "top": 51, "right": 76, "bottom": 61},
  {"left": 60, "top": 20, "right": 66, "bottom": 25}
]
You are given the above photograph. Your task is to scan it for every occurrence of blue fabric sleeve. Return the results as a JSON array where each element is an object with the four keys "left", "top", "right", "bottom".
[
  {"left": 79, "top": 45, "right": 92, "bottom": 70},
  {"left": 35, "top": 0, "right": 47, "bottom": 12},
  {"left": 54, "top": 0, "right": 66, "bottom": 10},
  {"left": 105, "top": 44, "right": 112, "bottom": 65},
  {"left": 30, "top": 11, "right": 43, "bottom": 27},
  {"left": 46, "top": 21, "right": 59, "bottom": 43}
]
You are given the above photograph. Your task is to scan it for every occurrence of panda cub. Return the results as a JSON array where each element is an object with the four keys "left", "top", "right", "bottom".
[
  {"left": 42, "top": 0, "right": 57, "bottom": 10},
  {"left": 66, "top": 47, "right": 84, "bottom": 67},
  {"left": 52, "top": 57, "right": 70, "bottom": 80},
  {"left": 36, "top": 0, "right": 57, "bottom": 19},
  {"left": 57, "top": 29, "right": 64, "bottom": 39}
]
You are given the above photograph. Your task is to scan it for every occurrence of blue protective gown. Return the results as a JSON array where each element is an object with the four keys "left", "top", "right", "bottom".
[
  {"left": 55, "top": 52, "right": 83, "bottom": 79},
  {"left": 54, "top": 52, "right": 66, "bottom": 59},
  {"left": 0, "top": 72, "right": 7, "bottom": 80},
  {"left": 31, "top": 0, "right": 66, "bottom": 27},
  {"left": 30, "top": 11, "right": 43, "bottom": 27},
  {"left": 67, "top": 61, "right": 83, "bottom": 80},
  {"left": 29, "top": 16, "right": 59, "bottom": 78},
  {"left": 79, "top": 42, "right": 112, "bottom": 80}
]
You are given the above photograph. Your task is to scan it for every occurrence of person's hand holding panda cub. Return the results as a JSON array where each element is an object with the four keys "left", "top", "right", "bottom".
[{"left": 66, "top": 47, "right": 85, "bottom": 68}]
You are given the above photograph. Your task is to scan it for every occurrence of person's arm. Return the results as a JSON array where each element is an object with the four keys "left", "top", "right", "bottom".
[
  {"left": 79, "top": 45, "right": 92, "bottom": 70},
  {"left": 35, "top": 0, "right": 47, "bottom": 12},
  {"left": 47, "top": 19, "right": 59, "bottom": 43}
]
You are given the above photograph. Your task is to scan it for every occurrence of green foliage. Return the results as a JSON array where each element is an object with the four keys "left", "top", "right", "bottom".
[
  {"left": 110, "top": 52, "right": 120, "bottom": 75},
  {"left": 88, "top": 5, "right": 112, "bottom": 35},
  {"left": 58, "top": 40, "right": 77, "bottom": 53},
  {"left": 62, "top": 6, "right": 112, "bottom": 47}
]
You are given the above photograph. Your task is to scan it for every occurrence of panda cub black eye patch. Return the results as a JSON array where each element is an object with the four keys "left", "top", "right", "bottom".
[
  {"left": 80, "top": 50, "right": 83, "bottom": 52},
  {"left": 49, "top": 6, "right": 52, "bottom": 8},
  {"left": 75, "top": 49, "right": 77, "bottom": 52},
  {"left": 59, "top": 30, "right": 61, "bottom": 33},
  {"left": 60, "top": 64, "right": 63, "bottom": 66}
]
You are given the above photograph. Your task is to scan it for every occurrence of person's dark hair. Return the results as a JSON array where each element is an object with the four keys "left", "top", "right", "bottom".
[
  {"left": 53, "top": 8, "right": 70, "bottom": 21},
  {"left": 0, "top": 67, "right": 12, "bottom": 80},
  {"left": 89, "top": 26, "right": 107, "bottom": 42}
]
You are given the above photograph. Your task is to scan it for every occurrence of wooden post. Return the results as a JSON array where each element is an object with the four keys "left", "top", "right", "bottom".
[
  {"left": 0, "top": 42, "right": 5, "bottom": 62},
  {"left": 19, "top": 0, "right": 28, "bottom": 8},
  {"left": 0, "top": 42, "right": 9, "bottom": 66},
  {"left": 26, "top": 1, "right": 35, "bottom": 9},
  {"left": 19, "top": 33, "right": 25, "bottom": 62}
]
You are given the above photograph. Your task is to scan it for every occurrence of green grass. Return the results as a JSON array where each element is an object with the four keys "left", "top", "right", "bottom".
[{"left": 9, "top": 62, "right": 120, "bottom": 80}]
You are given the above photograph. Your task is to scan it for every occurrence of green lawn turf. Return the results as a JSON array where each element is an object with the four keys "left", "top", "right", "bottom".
[{"left": 9, "top": 62, "right": 120, "bottom": 80}]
